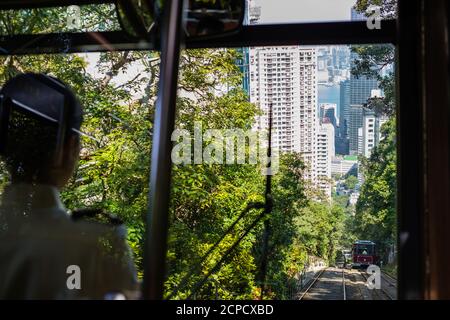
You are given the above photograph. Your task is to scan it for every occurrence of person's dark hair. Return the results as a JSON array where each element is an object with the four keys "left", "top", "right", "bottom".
[{"left": 0, "top": 73, "right": 82, "bottom": 181}]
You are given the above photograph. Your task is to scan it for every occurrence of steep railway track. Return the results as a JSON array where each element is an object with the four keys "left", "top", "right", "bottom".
[
  {"left": 299, "top": 267, "right": 347, "bottom": 300},
  {"left": 358, "top": 269, "right": 397, "bottom": 300}
]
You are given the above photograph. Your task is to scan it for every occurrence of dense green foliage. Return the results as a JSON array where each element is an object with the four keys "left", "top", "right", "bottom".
[
  {"left": 353, "top": 118, "right": 396, "bottom": 260},
  {"left": 350, "top": 0, "right": 397, "bottom": 263},
  {"left": 345, "top": 175, "right": 358, "bottom": 191},
  {"left": 354, "top": 0, "right": 397, "bottom": 19}
]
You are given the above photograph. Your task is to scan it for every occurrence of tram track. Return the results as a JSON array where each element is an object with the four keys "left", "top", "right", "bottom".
[
  {"left": 358, "top": 269, "right": 396, "bottom": 300},
  {"left": 381, "top": 271, "right": 397, "bottom": 286},
  {"left": 297, "top": 267, "right": 396, "bottom": 300},
  {"left": 298, "top": 268, "right": 326, "bottom": 300},
  {"left": 380, "top": 271, "right": 397, "bottom": 300},
  {"left": 299, "top": 267, "right": 347, "bottom": 300},
  {"left": 342, "top": 268, "right": 346, "bottom": 300}
]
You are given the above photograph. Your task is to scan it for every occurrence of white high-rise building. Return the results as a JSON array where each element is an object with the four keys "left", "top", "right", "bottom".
[
  {"left": 361, "top": 109, "right": 389, "bottom": 158},
  {"left": 249, "top": 46, "right": 318, "bottom": 181},
  {"left": 361, "top": 111, "right": 376, "bottom": 157},
  {"left": 316, "top": 122, "right": 335, "bottom": 198},
  {"left": 358, "top": 127, "right": 364, "bottom": 155},
  {"left": 360, "top": 88, "right": 388, "bottom": 157}
]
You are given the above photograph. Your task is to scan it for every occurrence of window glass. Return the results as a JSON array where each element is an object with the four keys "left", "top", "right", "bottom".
[
  {"left": 0, "top": 3, "right": 120, "bottom": 36},
  {"left": 166, "top": 43, "right": 397, "bottom": 300},
  {"left": 0, "top": 37, "right": 157, "bottom": 299},
  {"left": 0, "top": 0, "right": 398, "bottom": 301}
]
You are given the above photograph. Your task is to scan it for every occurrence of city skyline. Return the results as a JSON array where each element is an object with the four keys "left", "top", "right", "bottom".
[{"left": 243, "top": 1, "right": 386, "bottom": 198}]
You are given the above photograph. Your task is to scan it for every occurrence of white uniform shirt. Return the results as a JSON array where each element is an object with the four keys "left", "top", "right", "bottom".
[{"left": 0, "top": 183, "right": 139, "bottom": 299}]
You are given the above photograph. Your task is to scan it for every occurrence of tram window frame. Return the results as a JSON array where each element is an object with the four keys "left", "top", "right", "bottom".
[{"left": 0, "top": 0, "right": 426, "bottom": 300}]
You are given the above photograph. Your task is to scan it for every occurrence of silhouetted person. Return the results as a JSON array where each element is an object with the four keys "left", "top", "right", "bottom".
[{"left": 0, "top": 73, "right": 138, "bottom": 299}]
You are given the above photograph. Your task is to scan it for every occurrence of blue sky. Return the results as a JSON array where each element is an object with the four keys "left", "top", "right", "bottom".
[{"left": 251, "top": 0, "right": 358, "bottom": 24}]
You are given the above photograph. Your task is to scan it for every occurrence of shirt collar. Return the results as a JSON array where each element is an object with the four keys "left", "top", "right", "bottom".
[{"left": 1, "top": 183, "right": 67, "bottom": 213}]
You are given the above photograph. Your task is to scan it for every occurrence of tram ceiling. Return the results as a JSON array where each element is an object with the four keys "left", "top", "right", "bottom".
[
  {"left": 0, "top": 0, "right": 396, "bottom": 55},
  {"left": 0, "top": 21, "right": 397, "bottom": 56}
]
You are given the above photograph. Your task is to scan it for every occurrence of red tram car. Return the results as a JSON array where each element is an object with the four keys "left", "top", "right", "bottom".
[{"left": 351, "top": 240, "right": 378, "bottom": 269}]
